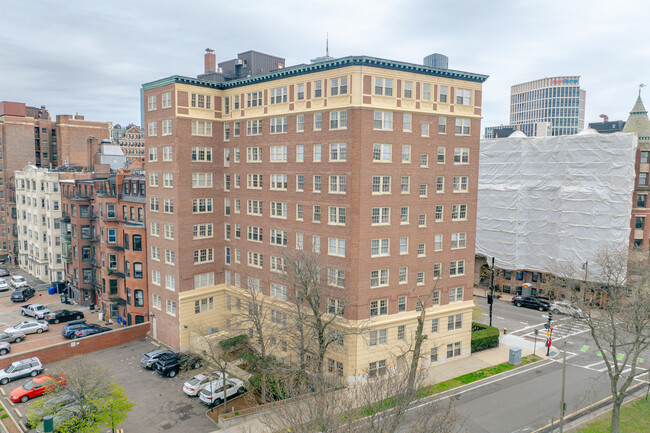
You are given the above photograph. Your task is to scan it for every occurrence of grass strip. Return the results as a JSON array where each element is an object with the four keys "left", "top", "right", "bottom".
[{"left": 578, "top": 398, "right": 650, "bottom": 432}]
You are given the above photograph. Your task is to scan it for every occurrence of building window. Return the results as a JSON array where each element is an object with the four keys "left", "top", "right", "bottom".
[
  {"left": 270, "top": 145, "right": 287, "bottom": 162},
  {"left": 454, "top": 148, "right": 470, "bottom": 164},
  {"left": 132, "top": 235, "right": 142, "bottom": 251},
  {"left": 329, "top": 143, "right": 347, "bottom": 162},
  {"left": 328, "top": 268, "right": 345, "bottom": 288},
  {"left": 448, "top": 314, "right": 462, "bottom": 330},
  {"left": 449, "top": 287, "right": 464, "bottom": 303},
  {"left": 270, "top": 117, "right": 288, "bottom": 134},
  {"left": 296, "top": 145, "right": 304, "bottom": 162},
  {"left": 370, "top": 299, "right": 388, "bottom": 316},
  {"left": 328, "top": 238, "right": 345, "bottom": 257},
  {"left": 455, "top": 119, "right": 471, "bottom": 135},
  {"left": 329, "top": 176, "right": 346, "bottom": 194},
  {"left": 636, "top": 217, "right": 645, "bottom": 229},
  {"left": 640, "top": 172, "right": 649, "bottom": 186},
  {"left": 369, "top": 329, "right": 387, "bottom": 346},
  {"left": 451, "top": 232, "right": 466, "bottom": 249},
  {"left": 447, "top": 342, "right": 461, "bottom": 358},
  {"left": 369, "top": 360, "right": 387, "bottom": 378},
  {"left": 270, "top": 201, "right": 287, "bottom": 218},
  {"left": 373, "top": 111, "right": 393, "bottom": 131},
  {"left": 148, "top": 122, "right": 157, "bottom": 137},
  {"left": 375, "top": 78, "right": 393, "bottom": 96},
  {"left": 192, "top": 147, "right": 212, "bottom": 162},
  {"left": 456, "top": 89, "right": 471, "bottom": 105},
  {"left": 147, "top": 95, "right": 157, "bottom": 111},
  {"left": 297, "top": 83, "right": 305, "bottom": 100},
  {"left": 246, "top": 91, "right": 262, "bottom": 107},
  {"left": 638, "top": 194, "right": 647, "bottom": 208},
  {"left": 133, "top": 262, "right": 143, "bottom": 279},
  {"left": 439, "top": 86, "right": 448, "bottom": 103},
  {"left": 372, "top": 144, "right": 391, "bottom": 162},
  {"left": 314, "top": 81, "right": 322, "bottom": 98},
  {"left": 191, "top": 120, "right": 212, "bottom": 136},
  {"left": 297, "top": 114, "right": 305, "bottom": 132},
  {"left": 371, "top": 207, "right": 390, "bottom": 225},
  {"left": 329, "top": 111, "right": 347, "bottom": 130},
  {"left": 270, "top": 87, "right": 288, "bottom": 104},
  {"left": 372, "top": 176, "right": 391, "bottom": 194},
  {"left": 246, "top": 119, "right": 262, "bottom": 136},
  {"left": 403, "top": 113, "right": 412, "bottom": 132},
  {"left": 453, "top": 176, "right": 469, "bottom": 192},
  {"left": 166, "top": 300, "right": 176, "bottom": 316},
  {"left": 328, "top": 206, "right": 346, "bottom": 225},
  {"left": 370, "top": 269, "right": 389, "bottom": 288},
  {"left": 162, "top": 119, "right": 172, "bottom": 136},
  {"left": 450, "top": 260, "right": 465, "bottom": 276},
  {"left": 452, "top": 204, "right": 467, "bottom": 221},
  {"left": 330, "top": 77, "right": 348, "bottom": 96},
  {"left": 194, "top": 248, "right": 214, "bottom": 264}
]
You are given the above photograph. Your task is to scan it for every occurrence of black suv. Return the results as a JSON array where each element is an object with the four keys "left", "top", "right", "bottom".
[
  {"left": 11, "top": 287, "right": 35, "bottom": 302},
  {"left": 156, "top": 353, "right": 203, "bottom": 378},
  {"left": 511, "top": 296, "right": 550, "bottom": 311}
]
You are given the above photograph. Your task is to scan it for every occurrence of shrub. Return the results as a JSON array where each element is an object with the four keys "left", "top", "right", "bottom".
[
  {"left": 1, "top": 414, "right": 7, "bottom": 419},
  {"left": 219, "top": 334, "right": 248, "bottom": 350},
  {"left": 249, "top": 372, "right": 288, "bottom": 401},
  {"left": 471, "top": 322, "right": 500, "bottom": 353}
]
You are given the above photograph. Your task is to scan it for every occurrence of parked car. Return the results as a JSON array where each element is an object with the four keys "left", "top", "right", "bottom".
[
  {"left": 0, "top": 357, "right": 44, "bottom": 385},
  {"left": 156, "top": 352, "right": 203, "bottom": 377},
  {"left": 11, "top": 287, "right": 35, "bottom": 303},
  {"left": 24, "top": 392, "right": 76, "bottom": 428},
  {"left": 183, "top": 372, "right": 227, "bottom": 396},
  {"left": 10, "top": 374, "right": 66, "bottom": 403},
  {"left": 10, "top": 275, "right": 28, "bottom": 288},
  {"left": 45, "top": 310, "right": 84, "bottom": 324},
  {"left": 198, "top": 378, "right": 246, "bottom": 406},
  {"left": 5, "top": 320, "right": 49, "bottom": 335},
  {"left": 140, "top": 349, "right": 176, "bottom": 370},
  {"left": 61, "top": 321, "right": 101, "bottom": 339},
  {"left": 0, "top": 342, "right": 10, "bottom": 356},
  {"left": 0, "top": 279, "right": 9, "bottom": 292},
  {"left": 20, "top": 304, "right": 51, "bottom": 319},
  {"left": 0, "top": 330, "right": 25, "bottom": 344},
  {"left": 0, "top": 268, "right": 9, "bottom": 277},
  {"left": 511, "top": 296, "right": 551, "bottom": 311},
  {"left": 71, "top": 326, "right": 111, "bottom": 339},
  {"left": 550, "top": 300, "right": 584, "bottom": 317}
]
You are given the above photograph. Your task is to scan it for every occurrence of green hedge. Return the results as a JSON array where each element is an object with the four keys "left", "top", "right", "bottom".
[
  {"left": 219, "top": 334, "right": 247, "bottom": 349},
  {"left": 249, "top": 372, "right": 288, "bottom": 401},
  {"left": 471, "top": 322, "right": 500, "bottom": 353}
]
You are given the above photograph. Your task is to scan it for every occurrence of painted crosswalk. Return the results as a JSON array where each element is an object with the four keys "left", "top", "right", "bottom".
[{"left": 512, "top": 320, "right": 591, "bottom": 342}]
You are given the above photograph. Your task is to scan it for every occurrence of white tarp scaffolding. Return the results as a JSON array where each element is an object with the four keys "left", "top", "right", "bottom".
[{"left": 476, "top": 130, "right": 637, "bottom": 278}]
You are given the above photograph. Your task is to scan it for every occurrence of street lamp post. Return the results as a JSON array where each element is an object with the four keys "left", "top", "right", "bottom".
[{"left": 489, "top": 257, "right": 495, "bottom": 327}]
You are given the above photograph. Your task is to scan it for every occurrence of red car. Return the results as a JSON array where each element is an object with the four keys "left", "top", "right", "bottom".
[{"left": 9, "top": 374, "right": 66, "bottom": 403}]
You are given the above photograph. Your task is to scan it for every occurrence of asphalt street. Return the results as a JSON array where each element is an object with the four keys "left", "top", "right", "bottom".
[{"left": 399, "top": 296, "right": 650, "bottom": 433}]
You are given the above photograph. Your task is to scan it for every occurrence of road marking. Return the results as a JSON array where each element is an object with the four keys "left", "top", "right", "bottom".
[
  {"left": 520, "top": 321, "right": 528, "bottom": 324},
  {"left": 580, "top": 345, "right": 589, "bottom": 352},
  {"left": 616, "top": 353, "right": 625, "bottom": 361},
  {"left": 496, "top": 316, "right": 504, "bottom": 320},
  {"left": 597, "top": 350, "right": 607, "bottom": 356},
  {"left": 584, "top": 360, "right": 606, "bottom": 369},
  {"left": 638, "top": 358, "right": 645, "bottom": 364}
]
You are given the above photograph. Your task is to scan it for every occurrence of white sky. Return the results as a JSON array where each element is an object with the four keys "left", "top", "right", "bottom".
[{"left": 1, "top": 0, "right": 649, "bottom": 130}]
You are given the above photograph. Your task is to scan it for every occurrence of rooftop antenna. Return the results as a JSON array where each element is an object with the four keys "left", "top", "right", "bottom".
[
  {"left": 326, "top": 32, "right": 329, "bottom": 57},
  {"left": 640, "top": 83, "right": 646, "bottom": 97}
]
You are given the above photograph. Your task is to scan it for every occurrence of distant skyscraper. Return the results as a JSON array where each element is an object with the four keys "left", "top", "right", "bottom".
[{"left": 510, "top": 76, "right": 586, "bottom": 137}]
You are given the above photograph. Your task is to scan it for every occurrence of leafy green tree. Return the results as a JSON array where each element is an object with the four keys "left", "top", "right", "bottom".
[{"left": 100, "top": 384, "right": 134, "bottom": 433}]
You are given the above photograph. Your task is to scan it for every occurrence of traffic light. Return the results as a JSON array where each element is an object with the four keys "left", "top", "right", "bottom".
[
  {"left": 487, "top": 294, "right": 493, "bottom": 304},
  {"left": 544, "top": 323, "right": 549, "bottom": 329},
  {"left": 548, "top": 312, "right": 553, "bottom": 320}
]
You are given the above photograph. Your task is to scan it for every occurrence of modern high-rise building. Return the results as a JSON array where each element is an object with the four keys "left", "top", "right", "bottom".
[
  {"left": 510, "top": 76, "right": 586, "bottom": 137},
  {"left": 142, "top": 51, "right": 487, "bottom": 379}
]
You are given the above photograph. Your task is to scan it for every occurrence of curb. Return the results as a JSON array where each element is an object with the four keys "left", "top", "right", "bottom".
[
  {"left": 1, "top": 401, "right": 25, "bottom": 433},
  {"left": 531, "top": 381, "right": 646, "bottom": 432}
]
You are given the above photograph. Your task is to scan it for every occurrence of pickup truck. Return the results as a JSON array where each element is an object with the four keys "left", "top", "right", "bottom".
[{"left": 19, "top": 304, "right": 51, "bottom": 320}]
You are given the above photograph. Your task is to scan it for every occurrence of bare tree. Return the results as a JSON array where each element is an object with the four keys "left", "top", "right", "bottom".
[
  {"left": 192, "top": 326, "right": 242, "bottom": 414},
  {"left": 260, "top": 362, "right": 459, "bottom": 433},
  {"left": 404, "top": 273, "right": 444, "bottom": 393},
  {"left": 281, "top": 249, "right": 363, "bottom": 387},
  {"left": 556, "top": 246, "right": 650, "bottom": 433}
]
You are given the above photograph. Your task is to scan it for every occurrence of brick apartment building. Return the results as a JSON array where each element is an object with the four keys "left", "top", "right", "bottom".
[
  {"left": 0, "top": 101, "right": 110, "bottom": 263},
  {"left": 117, "top": 125, "right": 145, "bottom": 163},
  {"left": 143, "top": 50, "right": 487, "bottom": 378},
  {"left": 60, "top": 146, "right": 148, "bottom": 324}
]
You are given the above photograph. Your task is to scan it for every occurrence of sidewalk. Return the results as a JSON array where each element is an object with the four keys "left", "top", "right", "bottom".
[{"left": 213, "top": 338, "right": 537, "bottom": 433}]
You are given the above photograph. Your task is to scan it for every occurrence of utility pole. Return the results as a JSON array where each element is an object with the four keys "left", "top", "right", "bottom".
[
  {"left": 583, "top": 261, "right": 588, "bottom": 303},
  {"left": 489, "top": 257, "right": 495, "bottom": 327},
  {"left": 559, "top": 341, "right": 567, "bottom": 432}
]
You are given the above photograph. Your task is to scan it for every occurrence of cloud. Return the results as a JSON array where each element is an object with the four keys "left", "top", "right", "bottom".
[{"left": 1, "top": 0, "right": 649, "bottom": 129}]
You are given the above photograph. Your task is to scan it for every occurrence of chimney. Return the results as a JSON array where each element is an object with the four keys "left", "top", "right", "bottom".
[{"left": 205, "top": 48, "right": 216, "bottom": 74}]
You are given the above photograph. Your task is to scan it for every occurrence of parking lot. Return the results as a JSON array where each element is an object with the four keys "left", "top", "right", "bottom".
[
  {"left": 0, "top": 287, "right": 108, "bottom": 355},
  {"left": 0, "top": 338, "right": 218, "bottom": 432}
]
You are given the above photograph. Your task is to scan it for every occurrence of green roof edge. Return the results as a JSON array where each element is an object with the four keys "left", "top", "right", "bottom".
[{"left": 142, "top": 56, "right": 489, "bottom": 91}]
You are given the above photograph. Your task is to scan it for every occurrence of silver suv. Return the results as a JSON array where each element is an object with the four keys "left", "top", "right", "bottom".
[
  {"left": 0, "top": 330, "right": 25, "bottom": 344},
  {"left": 0, "top": 357, "right": 44, "bottom": 385}
]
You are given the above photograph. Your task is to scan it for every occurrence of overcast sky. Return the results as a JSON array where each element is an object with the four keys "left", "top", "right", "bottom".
[{"left": 2, "top": 0, "right": 649, "bottom": 132}]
